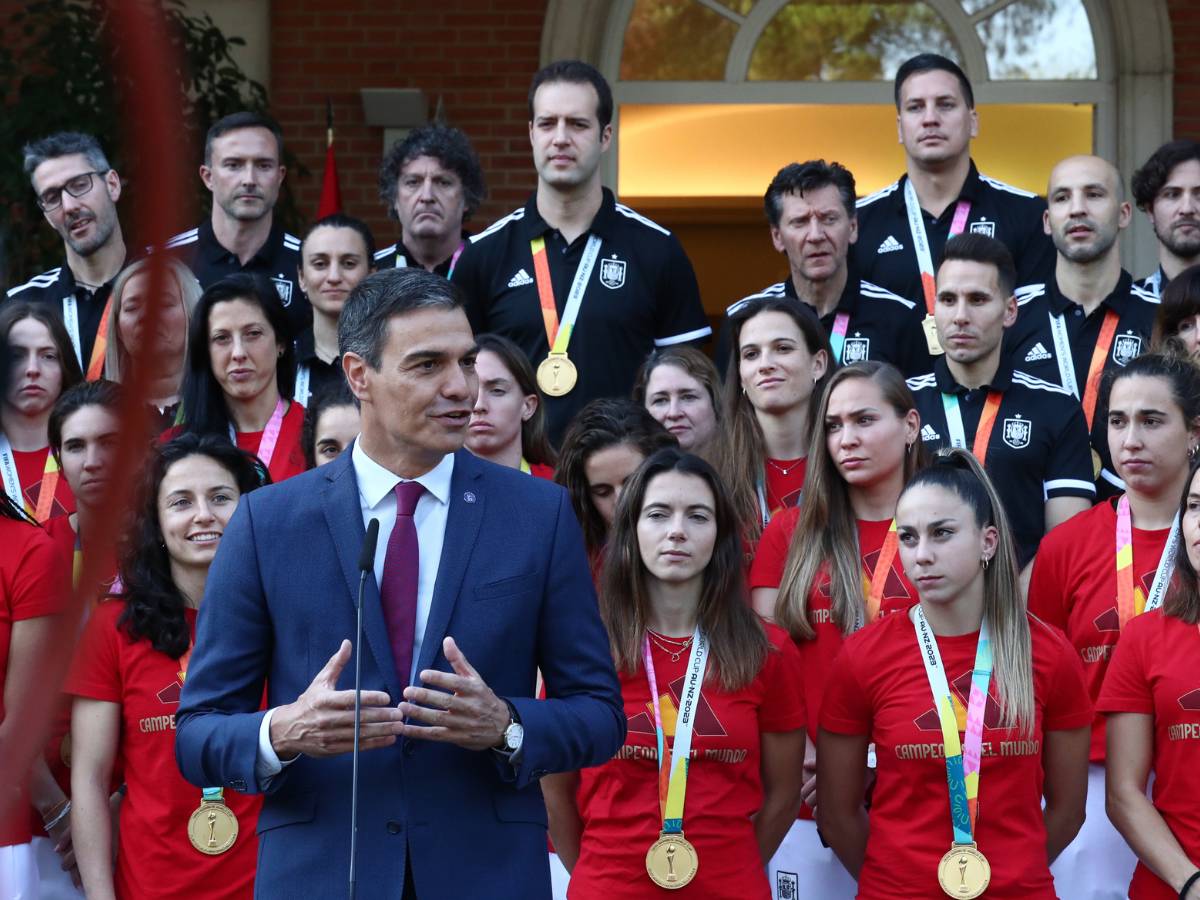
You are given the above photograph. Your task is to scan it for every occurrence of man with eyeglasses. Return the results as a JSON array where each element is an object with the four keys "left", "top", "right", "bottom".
[{"left": 8, "top": 132, "right": 127, "bottom": 379}]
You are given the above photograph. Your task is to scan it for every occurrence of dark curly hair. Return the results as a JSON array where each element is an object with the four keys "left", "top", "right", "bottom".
[
  {"left": 554, "top": 398, "right": 677, "bottom": 556},
  {"left": 1132, "top": 140, "right": 1200, "bottom": 212},
  {"left": 377, "top": 124, "right": 486, "bottom": 223},
  {"left": 301, "top": 379, "right": 358, "bottom": 470},
  {"left": 116, "top": 433, "right": 267, "bottom": 657}
]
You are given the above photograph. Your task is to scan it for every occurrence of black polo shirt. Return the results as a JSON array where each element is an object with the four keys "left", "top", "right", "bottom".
[
  {"left": 855, "top": 161, "right": 1054, "bottom": 307},
  {"left": 164, "top": 219, "right": 307, "bottom": 337},
  {"left": 6, "top": 261, "right": 121, "bottom": 372},
  {"left": 291, "top": 327, "right": 345, "bottom": 406},
  {"left": 373, "top": 234, "right": 468, "bottom": 278},
  {"left": 1003, "top": 270, "right": 1158, "bottom": 495},
  {"left": 908, "top": 358, "right": 1096, "bottom": 566},
  {"left": 451, "top": 188, "right": 711, "bottom": 442},
  {"left": 717, "top": 260, "right": 932, "bottom": 377},
  {"left": 1135, "top": 266, "right": 1168, "bottom": 300}
]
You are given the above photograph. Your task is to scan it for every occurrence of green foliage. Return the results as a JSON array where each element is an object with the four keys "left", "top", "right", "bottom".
[{"left": 0, "top": 0, "right": 289, "bottom": 284}]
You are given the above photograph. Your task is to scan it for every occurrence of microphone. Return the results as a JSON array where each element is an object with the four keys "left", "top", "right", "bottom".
[{"left": 349, "top": 518, "right": 379, "bottom": 900}]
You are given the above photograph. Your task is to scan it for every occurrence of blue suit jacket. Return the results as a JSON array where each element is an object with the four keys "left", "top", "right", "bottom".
[{"left": 176, "top": 448, "right": 624, "bottom": 898}]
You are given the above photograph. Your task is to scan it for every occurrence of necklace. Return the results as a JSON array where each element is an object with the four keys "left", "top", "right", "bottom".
[
  {"left": 766, "top": 457, "right": 803, "bottom": 476},
  {"left": 647, "top": 629, "right": 694, "bottom": 662}
]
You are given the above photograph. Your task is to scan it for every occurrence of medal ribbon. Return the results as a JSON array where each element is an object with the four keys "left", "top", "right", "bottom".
[
  {"left": 446, "top": 241, "right": 466, "bottom": 279},
  {"left": 227, "top": 398, "right": 287, "bottom": 468},
  {"left": 179, "top": 641, "right": 226, "bottom": 802},
  {"left": 528, "top": 234, "right": 602, "bottom": 356},
  {"left": 0, "top": 437, "right": 61, "bottom": 522},
  {"left": 864, "top": 520, "right": 899, "bottom": 624},
  {"left": 519, "top": 457, "right": 531, "bottom": 475},
  {"left": 63, "top": 293, "right": 114, "bottom": 379},
  {"left": 903, "top": 179, "right": 971, "bottom": 316},
  {"left": 1049, "top": 309, "right": 1118, "bottom": 429},
  {"left": 829, "top": 311, "right": 851, "bottom": 364},
  {"left": 941, "top": 391, "right": 1002, "bottom": 465},
  {"left": 1115, "top": 494, "right": 1179, "bottom": 628},
  {"left": 642, "top": 628, "right": 708, "bottom": 833},
  {"left": 914, "top": 606, "right": 993, "bottom": 843}
]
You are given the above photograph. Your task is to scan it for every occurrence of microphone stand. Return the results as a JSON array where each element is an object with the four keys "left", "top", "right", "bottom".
[{"left": 350, "top": 518, "right": 379, "bottom": 900}]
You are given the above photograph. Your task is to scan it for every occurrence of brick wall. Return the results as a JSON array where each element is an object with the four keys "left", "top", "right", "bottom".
[
  {"left": 270, "top": 0, "right": 547, "bottom": 247},
  {"left": 1171, "top": 0, "right": 1200, "bottom": 137}
]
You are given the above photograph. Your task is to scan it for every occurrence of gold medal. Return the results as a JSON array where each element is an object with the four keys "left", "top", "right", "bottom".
[
  {"left": 1092, "top": 447, "right": 1102, "bottom": 479},
  {"left": 646, "top": 832, "right": 698, "bottom": 889},
  {"left": 536, "top": 352, "right": 578, "bottom": 397},
  {"left": 187, "top": 798, "right": 238, "bottom": 855},
  {"left": 937, "top": 843, "right": 990, "bottom": 898},
  {"left": 923, "top": 314, "right": 944, "bottom": 355}
]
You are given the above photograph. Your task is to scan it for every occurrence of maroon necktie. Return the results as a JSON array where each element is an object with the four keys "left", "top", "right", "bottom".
[{"left": 380, "top": 481, "right": 424, "bottom": 687}]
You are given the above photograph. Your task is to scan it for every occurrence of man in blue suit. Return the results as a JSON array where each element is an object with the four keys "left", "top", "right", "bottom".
[{"left": 175, "top": 267, "right": 625, "bottom": 898}]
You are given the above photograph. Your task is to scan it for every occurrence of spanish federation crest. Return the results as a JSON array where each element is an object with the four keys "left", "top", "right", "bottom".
[
  {"left": 969, "top": 218, "right": 996, "bottom": 238},
  {"left": 842, "top": 335, "right": 870, "bottom": 364},
  {"left": 1112, "top": 332, "right": 1143, "bottom": 366},
  {"left": 1002, "top": 416, "right": 1031, "bottom": 450},
  {"left": 599, "top": 255, "right": 626, "bottom": 290},
  {"left": 270, "top": 276, "right": 294, "bottom": 307}
]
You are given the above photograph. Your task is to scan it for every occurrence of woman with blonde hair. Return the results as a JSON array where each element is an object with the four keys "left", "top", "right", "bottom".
[
  {"left": 633, "top": 346, "right": 724, "bottom": 466},
  {"left": 819, "top": 449, "right": 1091, "bottom": 898},
  {"left": 104, "top": 257, "right": 202, "bottom": 430}
]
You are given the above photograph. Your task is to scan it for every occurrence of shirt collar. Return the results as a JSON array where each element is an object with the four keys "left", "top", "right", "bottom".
[
  {"left": 895, "top": 158, "right": 982, "bottom": 215},
  {"left": 1046, "top": 269, "right": 1135, "bottom": 316},
  {"left": 521, "top": 187, "right": 617, "bottom": 242},
  {"left": 351, "top": 438, "right": 455, "bottom": 510},
  {"left": 199, "top": 217, "right": 283, "bottom": 266},
  {"left": 933, "top": 352, "right": 1012, "bottom": 393}
]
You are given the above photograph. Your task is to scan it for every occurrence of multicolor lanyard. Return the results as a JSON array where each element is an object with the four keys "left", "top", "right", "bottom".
[
  {"left": 1048, "top": 308, "right": 1119, "bottom": 429},
  {"left": 903, "top": 179, "right": 971, "bottom": 319},
  {"left": 914, "top": 606, "right": 993, "bottom": 844},
  {"left": 519, "top": 457, "right": 531, "bottom": 475},
  {"left": 1115, "top": 494, "right": 1180, "bottom": 629},
  {"left": 941, "top": 391, "right": 1003, "bottom": 465},
  {"left": 0, "top": 437, "right": 60, "bottom": 523},
  {"left": 642, "top": 627, "right": 708, "bottom": 835},
  {"left": 863, "top": 520, "right": 900, "bottom": 625},
  {"left": 228, "top": 398, "right": 287, "bottom": 468},
  {"left": 528, "top": 234, "right": 602, "bottom": 358},
  {"left": 446, "top": 241, "right": 466, "bottom": 279},
  {"left": 829, "top": 311, "right": 851, "bottom": 364},
  {"left": 293, "top": 365, "right": 311, "bottom": 406},
  {"left": 63, "top": 292, "right": 113, "bottom": 380}
]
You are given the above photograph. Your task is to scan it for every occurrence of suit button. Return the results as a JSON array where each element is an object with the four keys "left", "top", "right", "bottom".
[{"left": 386, "top": 821, "right": 402, "bottom": 834}]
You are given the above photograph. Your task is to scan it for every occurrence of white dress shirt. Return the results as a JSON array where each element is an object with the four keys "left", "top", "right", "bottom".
[{"left": 255, "top": 440, "right": 455, "bottom": 777}]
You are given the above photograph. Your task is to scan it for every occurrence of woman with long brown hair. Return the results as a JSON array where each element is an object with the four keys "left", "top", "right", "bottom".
[
  {"left": 750, "top": 360, "right": 923, "bottom": 898},
  {"left": 819, "top": 449, "right": 1091, "bottom": 898},
  {"left": 633, "top": 346, "right": 724, "bottom": 467},
  {"left": 544, "top": 448, "right": 805, "bottom": 898},
  {"left": 721, "top": 296, "right": 829, "bottom": 545},
  {"left": 467, "top": 333, "right": 556, "bottom": 477},
  {"left": 1100, "top": 456, "right": 1200, "bottom": 900}
]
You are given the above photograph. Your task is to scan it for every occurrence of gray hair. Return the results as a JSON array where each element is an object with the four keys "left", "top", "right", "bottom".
[
  {"left": 338, "top": 268, "right": 463, "bottom": 370},
  {"left": 23, "top": 132, "right": 111, "bottom": 183}
]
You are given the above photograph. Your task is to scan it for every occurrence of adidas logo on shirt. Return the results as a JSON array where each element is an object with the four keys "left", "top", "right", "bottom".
[
  {"left": 507, "top": 269, "right": 534, "bottom": 288},
  {"left": 877, "top": 235, "right": 904, "bottom": 254},
  {"left": 1024, "top": 342, "right": 1053, "bottom": 362},
  {"left": 921, "top": 423, "right": 941, "bottom": 442}
]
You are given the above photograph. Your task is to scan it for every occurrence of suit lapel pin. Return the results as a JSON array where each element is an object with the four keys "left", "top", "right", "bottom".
[{"left": 463, "top": 491, "right": 476, "bottom": 503}]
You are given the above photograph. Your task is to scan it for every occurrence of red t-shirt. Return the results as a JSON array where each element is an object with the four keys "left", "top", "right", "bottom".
[
  {"left": 1028, "top": 497, "right": 1170, "bottom": 761},
  {"left": 763, "top": 457, "right": 805, "bottom": 517},
  {"left": 66, "top": 601, "right": 260, "bottom": 899},
  {"left": 1096, "top": 611, "right": 1200, "bottom": 900},
  {"left": 749, "top": 509, "right": 917, "bottom": 820},
  {"left": 820, "top": 611, "right": 1092, "bottom": 899},
  {"left": 0, "top": 517, "right": 64, "bottom": 846},
  {"left": 160, "top": 400, "right": 306, "bottom": 483},
  {"left": 529, "top": 462, "right": 555, "bottom": 480},
  {"left": 570, "top": 624, "right": 806, "bottom": 900},
  {"left": 11, "top": 446, "right": 75, "bottom": 520}
]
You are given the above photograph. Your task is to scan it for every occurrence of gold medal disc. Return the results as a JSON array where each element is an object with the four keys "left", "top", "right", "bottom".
[
  {"left": 937, "top": 843, "right": 990, "bottom": 899},
  {"left": 646, "top": 832, "right": 699, "bottom": 890},
  {"left": 187, "top": 800, "right": 239, "bottom": 855},
  {"left": 536, "top": 353, "right": 578, "bottom": 397},
  {"left": 1091, "top": 447, "right": 1102, "bottom": 479},
  {"left": 923, "top": 315, "right": 944, "bottom": 355}
]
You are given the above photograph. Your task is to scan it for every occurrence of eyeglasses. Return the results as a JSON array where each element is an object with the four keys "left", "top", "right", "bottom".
[{"left": 36, "top": 170, "right": 106, "bottom": 211}]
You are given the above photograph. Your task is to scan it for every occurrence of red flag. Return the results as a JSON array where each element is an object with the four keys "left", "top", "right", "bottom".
[{"left": 316, "top": 99, "right": 342, "bottom": 217}]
